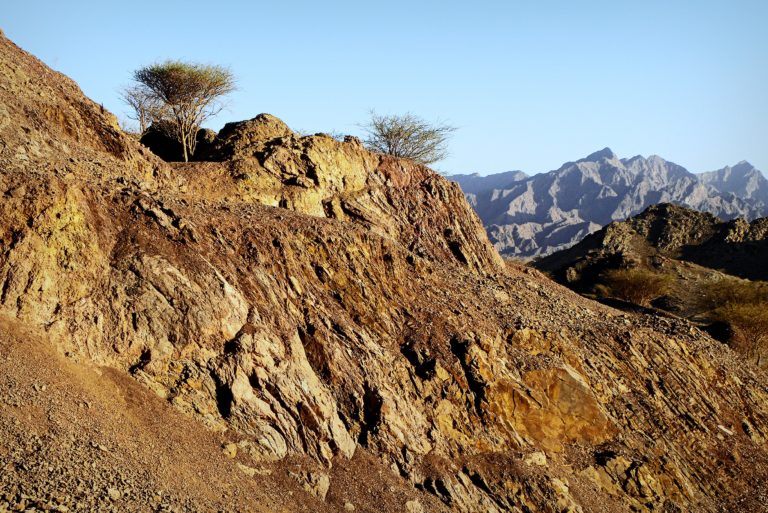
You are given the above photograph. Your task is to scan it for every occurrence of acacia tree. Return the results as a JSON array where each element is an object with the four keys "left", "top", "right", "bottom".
[
  {"left": 361, "top": 111, "right": 456, "bottom": 165},
  {"left": 132, "top": 61, "right": 235, "bottom": 162}
]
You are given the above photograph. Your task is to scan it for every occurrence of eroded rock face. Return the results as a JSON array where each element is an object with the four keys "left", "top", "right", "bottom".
[
  {"left": 489, "top": 366, "right": 615, "bottom": 453},
  {"left": 1, "top": 33, "right": 768, "bottom": 513}
]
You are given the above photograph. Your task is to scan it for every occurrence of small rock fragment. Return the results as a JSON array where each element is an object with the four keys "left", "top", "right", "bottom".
[
  {"left": 223, "top": 443, "right": 238, "bottom": 458},
  {"left": 525, "top": 451, "right": 548, "bottom": 466},
  {"left": 406, "top": 500, "right": 424, "bottom": 513}
]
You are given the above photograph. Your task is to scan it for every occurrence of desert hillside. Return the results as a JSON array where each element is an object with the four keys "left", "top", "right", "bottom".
[
  {"left": 535, "top": 203, "right": 768, "bottom": 283},
  {"left": 1, "top": 33, "right": 768, "bottom": 513},
  {"left": 535, "top": 203, "right": 768, "bottom": 370}
]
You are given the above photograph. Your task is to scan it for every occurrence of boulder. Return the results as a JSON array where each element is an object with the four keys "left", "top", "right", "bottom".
[{"left": 201, "top": 113, "right": 293, "bottom": 161}]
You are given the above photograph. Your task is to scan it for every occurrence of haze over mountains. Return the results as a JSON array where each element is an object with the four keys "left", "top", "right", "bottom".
[{"left": 450, "top": 149, "right": 768, "bottom": 259}]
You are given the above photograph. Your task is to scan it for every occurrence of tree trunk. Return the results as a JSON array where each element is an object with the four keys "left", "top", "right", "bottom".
[{"left": 180, "top": 130, "right": 189, "bottom": 162}]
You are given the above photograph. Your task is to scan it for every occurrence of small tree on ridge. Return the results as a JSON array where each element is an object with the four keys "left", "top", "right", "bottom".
[
  {"left": 361, "top": 111, "right": 456, "bottom": 166},
  {"left": 132, "top": 61, "right": 235, "bottom": 162}
]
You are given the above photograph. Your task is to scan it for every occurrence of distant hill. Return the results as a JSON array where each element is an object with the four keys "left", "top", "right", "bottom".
[
  {"left": 449, "top": 149, "right": 767, "bottom": 259},
  {"left": 532, "top": 202, "right": 768, "bottom": 368},
  {"left": 446, "top": 170, "right": 527, "bottom": 206},
  {"left": 534, "top": 202, "right": 768, "bottom": 286}
]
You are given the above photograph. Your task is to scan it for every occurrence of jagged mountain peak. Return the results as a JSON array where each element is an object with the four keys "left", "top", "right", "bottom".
[
  {"left": 734, "top": 159, "right": 755, "bottom": 169},
  {"left": 578, "top": 147, "right": 617, "bottom": 163},
  {"left": 713, "top": 160, "right": 759, "bottom": 176},
  {"left": 700, "top": 161, "right": 768, "bottom": 203}
]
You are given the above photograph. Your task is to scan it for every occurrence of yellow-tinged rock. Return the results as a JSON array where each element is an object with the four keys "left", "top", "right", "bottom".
[{"left": 487, "top": 365, "right": 615, "bottom": 452}]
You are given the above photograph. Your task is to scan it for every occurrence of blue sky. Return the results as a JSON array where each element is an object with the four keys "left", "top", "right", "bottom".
[{"left": 3, "top": 1, "right": 767, "bottom": 175}]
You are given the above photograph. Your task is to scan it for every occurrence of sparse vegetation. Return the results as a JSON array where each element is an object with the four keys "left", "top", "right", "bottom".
[
  {"left": 696, "top": 278, "right": 768, "bottom": 366},
  {"left": 119, "top": 84, "right": 167, "bottom": 134},
  {"left": 130, "top": 61, "right": 235, "bottom": 161},
  {"left": 595, "top": 268, "right": 673, "bottom": 307},
  {"left": 712, "top": 302, "right": 768, "bottom": 366},
  {"left": 361, "top": 111, "right": 456, "bottom": 165},
  {"left": 695, "top": 278, "right": 768, "bottom": 311},
  {"left": 592, "top": 268, "right": 768, "bottom": 368}
]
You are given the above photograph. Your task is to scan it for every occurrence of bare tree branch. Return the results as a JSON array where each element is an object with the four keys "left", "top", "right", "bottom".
[
  {"left": 360, "top": 111, "right": 456, "bottom": 166},
  {"left": 119, "top": 85, "right": 167, "bottom": 134}
]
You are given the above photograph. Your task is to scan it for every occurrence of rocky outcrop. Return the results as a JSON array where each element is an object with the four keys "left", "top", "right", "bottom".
[
  {"left": 173, "top": 113, "right": 505, "bottom": 275},
  {"left": 2, "top": 32, "right": 768, "bottom": 512},
  {"left": 449, "top": 149, "right": 767, "bottom": 259},
  {"left": 535, "top": 203, "right": 768, "bottom": 284}
]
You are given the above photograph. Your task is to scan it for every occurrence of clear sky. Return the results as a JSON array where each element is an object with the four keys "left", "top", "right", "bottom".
[{"left": 3, "top": 1, "right": 767, "bottom": 175}]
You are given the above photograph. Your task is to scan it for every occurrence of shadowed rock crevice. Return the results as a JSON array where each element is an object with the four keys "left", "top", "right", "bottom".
[
  {"left": 298, "top": 323, "right": 333, "bottom": 384},
  {"left": 213, "top": 375, "right": 235, "bottom": 419},
  {"left": 359, "top": 384, "right": 383, "bottom": 446},
  {"left": 450, "top": 336, "right": 488, "bottom": 417},
  {"left": 400, "top": 338, "right": 437, "bottom": 380}
]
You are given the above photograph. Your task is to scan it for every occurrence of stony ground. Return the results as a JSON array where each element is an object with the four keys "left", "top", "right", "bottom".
[{"left": 0, "top": 316, "right": 448, "bottom": 513}]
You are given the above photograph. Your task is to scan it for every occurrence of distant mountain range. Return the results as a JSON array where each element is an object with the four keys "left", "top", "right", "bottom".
[{"left": 449, "top": 149, "right": 768, "bottom": 259}]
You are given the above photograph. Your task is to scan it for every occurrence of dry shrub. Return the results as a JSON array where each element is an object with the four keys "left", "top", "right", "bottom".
[
  {"left": 596, "top": 268, "right": 673, "bottom": 307},
  {"left": 698, "top": 278, "right": 768, "bottom": 367},
  {"left": 713, "top": 303, "right": 768, "bottom": 366},
  {"left": 361, "top": 112, "right": 456, "bottom": 165},
  {"left": 696, "top": 278, "right": 768, "bottom": 310}
]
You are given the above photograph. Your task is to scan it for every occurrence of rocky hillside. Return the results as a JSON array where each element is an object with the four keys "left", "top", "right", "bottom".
[
  {"left": 535, "top": 203, "right": 768, "bottom": 284},
  {"left": 534, "top": 203, "right": 768, "bottom": 368},
  {"left": 2, "top": 33, "right": 768, "bottom": 512},
  {"left": 449, "top": 149, "right": 766, "bottom": 259}
]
